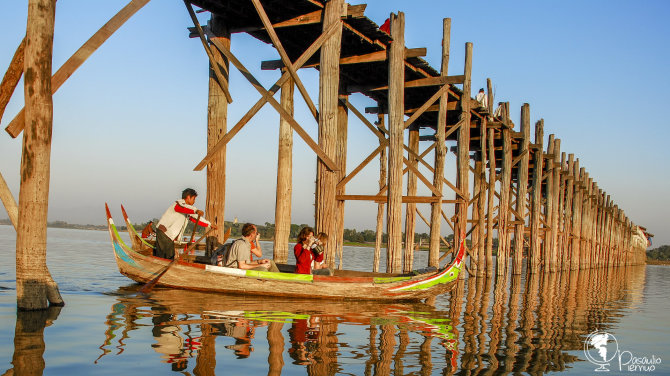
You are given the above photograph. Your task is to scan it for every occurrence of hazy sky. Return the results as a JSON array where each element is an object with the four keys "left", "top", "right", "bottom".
[{"left": 1, "top": 1, "right": 669, "bottom": 246}]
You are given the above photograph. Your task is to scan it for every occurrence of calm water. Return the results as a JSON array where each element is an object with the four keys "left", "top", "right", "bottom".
[{"left": 0, "top": 224, "right": 668, "bottom": 375}]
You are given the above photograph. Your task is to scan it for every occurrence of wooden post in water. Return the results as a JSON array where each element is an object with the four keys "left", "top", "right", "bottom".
[
  {"left": 472, "top": 154, "right": 481, "bottom": 276},
  {"left": 512, "top": 104, "right": 530, "bottom": 275},
  {"left": 315, "top": 0, "right": 343, "bottom": 268},
  {"left": 497, "top": 103, "right": 512, "bottom": 276},
  {"left": 582, "top": 175, "right": 592, "bottom": 269},
  {"left": 485, "top": 128, "right": 496, "bottom": 276},
  {"left": 595, "top": 189, "right": 605, "bottom": 268},
  {"left": 455, "top": 42, "right": 472, "bottom": 254},
  {"left": 575, "top": 167, "right": 586, "bottom": 269},
  {"left": 205, "top": 15, "right": 229, "bottom": 257},
  {"left": 386, "top": 12, "right": 405, "bottom": 273},
  {"left": 580, "top": 173, "right": 591, "bottom": 269},
  {"left": 428, "top": 18, "right": 450, "bottom": 268},
  {"left": 335, "top": 92, "right": 348, "bottom": 269},
  {"left": 565, "top": 155, "right": 575, "bottom": 269},
  {"left": 476, "top": 118, "right": 487, "bottom": 275},
  {"left": 544, "top": 134, "right": 555, "bottom": 269},
  {"left": 273, "top": 72, "right": 294, "bottom": 263},
  {"left": 374, "top": 112, "right": 386, "bottom": 272},
  {"left": 529, "top": 120, "right": 544, "bottom": 274},
  {"left": 570, "top": 161, "right": 581, "bottom": 269},
  {"left": 558, "top": 153, "right": 567, "bottom": 270},
  {"left": 549, "top": 139, "right": 561, "bottom": 272},
  {"left": 16, "top": 0, "right": 64, "bottom": 309},
  {"left": 404, "top": 124, "right": 419, "bottom": 272}
]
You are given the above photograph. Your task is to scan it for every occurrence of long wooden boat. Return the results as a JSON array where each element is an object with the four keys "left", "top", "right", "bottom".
[{"left": 106, "top": 204, "right": 466, "bottom": 301}]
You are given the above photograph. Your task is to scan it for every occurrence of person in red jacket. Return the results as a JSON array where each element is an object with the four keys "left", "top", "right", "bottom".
[{"left": 294, "top": 227, "right": 323, "bottom": 274}]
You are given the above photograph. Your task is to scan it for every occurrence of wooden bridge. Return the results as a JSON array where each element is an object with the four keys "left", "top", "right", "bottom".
[{"left": 0, "top": 0, "right": 649, "bottom": 309}]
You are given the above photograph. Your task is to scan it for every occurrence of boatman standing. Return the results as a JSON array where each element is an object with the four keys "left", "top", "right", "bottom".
[{"left": 154, "top": 188, "right": 216, "bottom": 259}]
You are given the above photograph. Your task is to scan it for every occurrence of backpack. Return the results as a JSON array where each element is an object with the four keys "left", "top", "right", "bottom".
[{"left": 210, "top": 241, "right": 234, "bottom": 266}]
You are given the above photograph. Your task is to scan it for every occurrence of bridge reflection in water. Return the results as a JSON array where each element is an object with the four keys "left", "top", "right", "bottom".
[{"left": 91, "top": 265, "right": 644, "bottom": 375}]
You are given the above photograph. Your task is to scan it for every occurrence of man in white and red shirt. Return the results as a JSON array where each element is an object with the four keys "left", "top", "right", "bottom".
[{"left": 154, "top": 188, "right": 215, "bottom": 259}]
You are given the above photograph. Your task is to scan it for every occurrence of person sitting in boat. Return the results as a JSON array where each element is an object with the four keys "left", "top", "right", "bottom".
[
  {"left": 225, "top": 223, "right": 279, "bottom": 272},
  {"left": 141, "top": 220, "right": 155, "bottom": 239},
  {"left": 294, "top": 227, "right": 331, "bottom": 275},
  {"left": 154, "top": 188, "right": 216, "bottom": 259},
  {"left": 311, "top": 232, "right": 333, "bottom": 275}
]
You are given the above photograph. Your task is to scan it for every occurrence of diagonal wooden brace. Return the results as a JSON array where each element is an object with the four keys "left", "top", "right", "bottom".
[
  {"left": 204, "top": 33, "right": 338, "bottom": 171},
  {"left": 184, "top": 1, "right": 233, "bottom": 103},
  {"left": 194, "top": 20, "right": 341, "bottom": 171},
  {"left": 5, "top": 0, "right": 151, "bottom": 138}
]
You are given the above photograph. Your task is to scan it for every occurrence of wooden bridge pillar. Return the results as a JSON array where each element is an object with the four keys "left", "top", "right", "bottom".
[
  {"left": 565, "top": 155, "right": 576, "bottom": 269},
  {"left": 476, "top": 118, "right": 487, "bottom": 276},
  {"left": 16, "top": 0, "right": 64, "bottom": 310},
  {"left": 374, "top": 113, "right": 386, "bottom": 272},
  {"left": 205, "top": 14, "right": 229, "bottom": 256},
  {"left": 315, "top": 0, "right": 344, "bottom": 268},
  {"left": 549, "top": 138, "right": 561, "bottom": 272},
  {"left": 455, "top": 42, "right": 472, "bottom": 257},
  {"left": 497, "top": 103, "right": 512, "bottom": 276},
  {"left": 512, "top": 104, "right": 530, "bottom": 275},
  {"left": 428, "top": 18, "right": 450, "bottom": 268},
  {"left": 334, "top": 92, "right": 348, "bottom": 269},
  {"left": 570, "top": 161, "right": 581, "bottom": 269},
  {"left": 273, "top": 72, "right": 294, "bottom": 263},
  {"left": 557, "top": 152, "right": 567, "bottom": 270},
  {"left": 472, "top": 154, "right": 482, "bottom": 275},
  {"left": 544, "top": 134, "right": 555, "bottom": 269},
  {"left": 529, "top": 120, "right": 544, "bottom": 274},
  {"left": 404, "top": 123, "right": 419, "bottom": 272},
  {"left": 485, "top": 127, "right": 496, "bottom": 276},
  {"left": 386, "top": 12, "right": 405, "bottom": 273}
]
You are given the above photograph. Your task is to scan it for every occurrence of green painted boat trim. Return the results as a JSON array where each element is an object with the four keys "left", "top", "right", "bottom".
[
  {"left": 399, "top": 265, "right": 461, "bottom": 291},
  {"left": 245, "top": 269, "right": 314, "bottom": 282},
  {"left": 374, "top": 275, "right": 413, "bottom": 284}
]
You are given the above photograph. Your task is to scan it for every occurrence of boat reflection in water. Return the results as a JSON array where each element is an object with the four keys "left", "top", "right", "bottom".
[{"left": 95, "top": 265, "right": 645, "bottom": 374}]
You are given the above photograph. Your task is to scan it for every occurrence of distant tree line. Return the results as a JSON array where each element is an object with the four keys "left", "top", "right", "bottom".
[{"left": 647, "top": 245, "right": 670, "bottom": 261}]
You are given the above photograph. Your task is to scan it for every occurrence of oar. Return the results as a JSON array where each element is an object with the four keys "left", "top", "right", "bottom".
[
  {"left": 184, "top": 214, "right": 201, "bottom": 257},
  {"left": 139, "top": 225, "right": 230, "bottom": 294}
]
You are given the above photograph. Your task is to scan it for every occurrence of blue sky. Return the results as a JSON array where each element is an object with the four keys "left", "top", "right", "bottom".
[{"left": 1, "top": 1, "right": 669, "bottom": 246}]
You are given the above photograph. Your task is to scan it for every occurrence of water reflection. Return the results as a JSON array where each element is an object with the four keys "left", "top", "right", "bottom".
[
  {"left": 3, "top": 306, "right": 61, "bottom": 376},
  {"left": 88, "top": 265, "right": 645, "bottom": 375}
]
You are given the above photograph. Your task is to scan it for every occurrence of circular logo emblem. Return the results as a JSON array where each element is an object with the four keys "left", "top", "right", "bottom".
[{"left": 584, "top": 331, "right": 619, "bottom": 371}]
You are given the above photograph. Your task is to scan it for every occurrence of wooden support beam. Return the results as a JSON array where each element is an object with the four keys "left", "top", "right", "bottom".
[
  {"left": 338, "top": 195, "right": 440, "bottom": 203},
  {"left": 404, "top": 83, "right": 451, "bottom": 130},
  {"left": 404, "top": 124, "right": 420, "bottom": 272},
  {"left": 273, "top": 72, "right": 294, "bottom": 264},
  {"left": 250, "top": 0, "right": 319, "bottom": 121},
  {"left": 352, "top": 75, "right": 464, "bottom": 92},
  {"left": 0, "top": 171, "right": 18, "bottom": 229},
  {"left": 455, "top": 42, "right": 472, "bottom": 254},
  {"left": 0, "top": 38, "right": 25, "bottom": 123},
  {"left": 17, "top": 0, "right": 64, "bottom": 309},
  {"left": 196, "top": 23, "right": 340, "bottom": 171},
  {"left": 429, "top": 18, "right": 451, "bottom": 269},
  {"left": 549, "top": 138, "right": 561, "bottom": 272},
  {"left": 563, "top": 154, "right": 576, "bottom": 270},
  {"left": 334, "top": 93, "right": 348, "bottom": 269},
  {"left": 227, "top": 4, "right": 365, "bottom": 34},
  {"left": 512, "top": 103, "right": 530, "bottom": 275},
  {"left": 261, "top": 47, "right": 426, "bottom": 70},
  {"left": 5, "top": 0, "right": 151, "bottom": 138},
  {"left": 386, "top": 12, "right": 405, "bottom": 273},
  {"left": 529, "top": 119, "right": 544, "bottom": 273},
  {"left": 544, "top": 134, "right": 556, "bottom": 267},
  {"left": 315, "top": 0, "right": 344, "bottom": 268},
  {"left": 497, "top": 103, "right": 512, "bottom": 276},
  {"left": 485, "top": 127, "right": 496, "bottom": 276},
  {"left": 475, "top": 120, "right": 486, "bottom": 276},
  {"left": 184, "top": 1, "right": 232, "bottom": 105},
  {"left": 571, "top": 161, "right": 583, "bottom": 269},
  {"left": 374, "top": 113, "right": 386, "bottom": 273},
  {"left": 204, "top": 14, "right": 229, "bottom": 257},
  {"left": 557, "top": 152, "right": 568, "bottom": 270}
]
